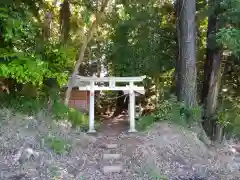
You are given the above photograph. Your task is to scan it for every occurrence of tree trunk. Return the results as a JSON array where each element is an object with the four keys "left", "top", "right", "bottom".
[
  {"left": 59, "top": 0, "right": 71, "bottom": 43},
  {"left": 64, "top": 0, "right": 110, "bottom": 105},
  {"left": 201, "top": 0, "right": 222, "bottom": 140},
  {"left": 177, "top": 0, "right": 197, "bottom": 108},
  {"left": 175, "top": 0, "right": 181, "bottom": 100},
  {"left": 175, "top": 0, "right": 212, "bottom": 146},
  {"left": 111, "top": 91, "right": 127, "bottom": 118},
  {"left": 64, "top": 36, "right": 91, "bottom": 105},
  {"left": 42, "top": 0, "right": 58, "bottom": 41}
]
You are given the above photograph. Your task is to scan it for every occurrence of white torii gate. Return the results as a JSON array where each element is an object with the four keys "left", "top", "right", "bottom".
[{"left": 75, "top": 75, "right": 146, "bottom": 133}]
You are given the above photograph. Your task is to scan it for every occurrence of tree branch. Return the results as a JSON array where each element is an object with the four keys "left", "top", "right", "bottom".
[{"left": 64, "top": 0, "right": 110, "bottom": 105}]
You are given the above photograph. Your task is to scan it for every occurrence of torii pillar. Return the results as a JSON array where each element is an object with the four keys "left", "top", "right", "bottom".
[
  {"left": 128, "top": 82, "right": 137, "bottom": 132},
  {"left": 89, "top": 81, "right": 96, "bottom": 133}
]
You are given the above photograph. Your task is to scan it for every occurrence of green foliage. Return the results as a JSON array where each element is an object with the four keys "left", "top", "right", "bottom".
[
  {"left": 136, "top": 116, "right": 155, "bottom": 131},
  {"left": 45, "top": 136, "right": 70, "bottom": 154},
  {"left": 51, "top": 99, "right": 89, "bottom": 130},
  {"left": 154, "top": 96, "right": 187, "bottom": 125},
  {"left": 0, "top": 93, "right": 90, "bottom": 130},
  {"left": 217, "top": 0, "right": 240, "bottom": 55},
  {"left": 107, "top": 1, "right": 176, "bottom": 77},
  {"left": 43, "top": 44, "right": 77, "bottom": 71},
  {"left": 0, "top": 4, "right": 70, "bottom": 87},
  {"left": 216, "top": 98, "right": 240, "bottom": 138},
  {"left": 0, "top": 1, "right": 79, "bottom": 88},
  {"left": 215, "top": 0, "right": 240, "bottom": 139},
  {"left": 0, "top": 94, "right": 46, "bottom": 114},
  {"left": 50, "top": 99, "right": 101, "bottom": 132},
  {"left": 0, "top": 56, "right": 53, "bottom": 86},
  {"left": 217, "top": 28, "right": 240, "bottom": 55},
  {"left": 137, "top": 96, "right": 202, "bottom": 131},
  {"left": 0, "top": 6, "right": 39, "bottom": 47},
  {"left": 0, "top": 5, "right": 49, "bottom": 85}
]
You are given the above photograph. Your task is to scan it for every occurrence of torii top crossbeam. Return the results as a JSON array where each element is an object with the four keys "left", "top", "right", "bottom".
[{"left": 76, "top": 75, "right": 146, "bottom": 82}]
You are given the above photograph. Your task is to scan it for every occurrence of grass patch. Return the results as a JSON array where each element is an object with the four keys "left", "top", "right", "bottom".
[
  {"left": 45, "top": 136, "right": 70, "bottom": 154},
  {"left": 136, "top": 115, "right": 156, "bottom": 131}
]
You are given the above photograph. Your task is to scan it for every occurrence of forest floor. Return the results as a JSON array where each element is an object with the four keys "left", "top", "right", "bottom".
[{"left": 0, "top": 108, "right": 240, "bottom": 180}]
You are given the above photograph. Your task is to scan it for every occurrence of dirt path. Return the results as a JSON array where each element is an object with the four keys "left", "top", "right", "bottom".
[{"left": 76, "top": 115, "right": 151, "bottom": 180}]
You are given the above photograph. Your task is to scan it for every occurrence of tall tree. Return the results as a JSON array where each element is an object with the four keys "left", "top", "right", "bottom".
[
  {"left": 176, "top": 0, "right": 197, "bottom": 108},
  {"left": 201, "top": 0, "right": 222, "bottom": 140},
  {"left": 175, "top": 0, "right": 181, "bottom": 100}
]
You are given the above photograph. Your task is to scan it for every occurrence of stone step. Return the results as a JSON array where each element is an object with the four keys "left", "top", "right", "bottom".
[
  {"left": 103, "top": 153, "right": 121, "bottom": 160},
  {"left": 233, "top": 145, "right": 240, "bottom": 153},
  {"left": 99, "top": 143, "right": 118, "bottom": 149},
  {"left": 103, "top": 165, "right": 123, "bottom": 173},
  {"left": 103, "top": 159, "right": 123, "bottom": 166},
  {"left": 234, "top": 156, "right": 240, "bottom": 163},
  {"left": 105, "top": 144, "right": 118, "bottom": 149}
]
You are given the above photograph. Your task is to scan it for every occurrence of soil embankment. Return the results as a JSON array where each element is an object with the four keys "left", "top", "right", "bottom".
[{"left": 0, "top": 109, "right": 239, "bottom": 180}]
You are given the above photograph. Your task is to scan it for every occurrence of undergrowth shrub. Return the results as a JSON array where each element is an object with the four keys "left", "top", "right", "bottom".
[
  {"left": 154, "top": 95, "right": 202, "bottom": 125},
  {"left": 50, "top": 98, "right": 89, "bottom": 129},
  {"left": 137, "top": 94, "right": 240, "bottom": 140},
  {"left": 137, "top": 95, "right": 202, "bottom": 131},
  {"left": 216, "top": 99, "right": 240, "bottom": 139},
  {"left": 0, "top": 94, "right": 46, "bottom": 114},
  {"left": 136, "top": 115, "right": 155, "bottom": 131},
  {"left": 0, "top": 93, "right": 90, "bottom": 130}
]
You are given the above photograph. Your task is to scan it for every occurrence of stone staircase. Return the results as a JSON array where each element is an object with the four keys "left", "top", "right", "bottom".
[{"left": 101, "top": 143, "right": 123, "bottom": 174}]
